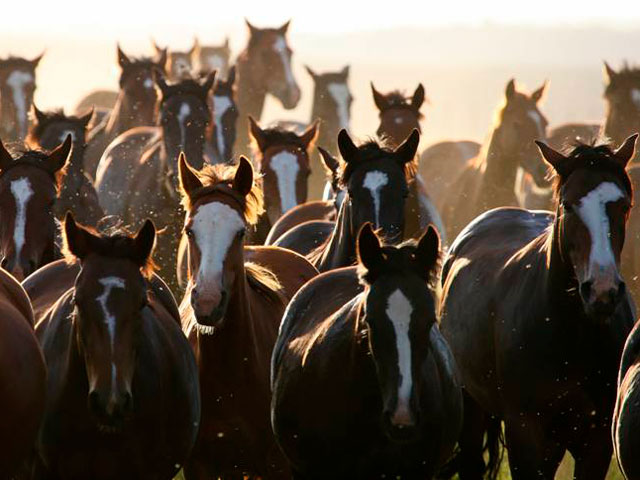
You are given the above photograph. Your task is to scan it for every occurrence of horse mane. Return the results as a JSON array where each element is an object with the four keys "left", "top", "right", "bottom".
[
  {"left": 61, "top": 224, "right": 156, "bottom": 278},
  {"left": 380, "top": 90, "right": 424, "bottom": 118},
  {"left": 338, "top": 138, "right": 418, "bottom": 187},
  {"left": 1, "top": 149, "right": 67, "bottom": 191},
  {"left": 179, "top": 163, "right": 264, "bottom": 225},
  {"left": 611, "top": 64, "right": 640, "bottom": 81},
  {"left": 0, "top": 56, "right": 35, "bottom": 69},
  {"left": 245, "top": 261, "right": 285, "bottom": 303},
  {"left": 27, "top": 109, "right": 86, "bottom": 144},
  {"left": 251, "top": 126, "right": 310, "bottom": 153}
]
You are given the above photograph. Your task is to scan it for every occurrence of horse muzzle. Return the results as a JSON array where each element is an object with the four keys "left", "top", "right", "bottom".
[
  {"left": 88, "top": 389, "right": 133, "bottom": 433},
  {"left": 580, "top": 277, "right": 626, "bottom": 319},
  {"left": 382, "top": 409, "right": 420, "bottom": 443},
  {"left": 192, "top": 287, "right": 229, "bottom": 328}
]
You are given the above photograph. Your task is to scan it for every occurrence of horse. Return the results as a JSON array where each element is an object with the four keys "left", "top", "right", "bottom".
[
  {"left": 84, "top": 45, "right": 167, "bottom": 178},
  {"left": 305, "top": 65, "right": 352, "bottom": 199},
  {"left": 439, "top": 135, "right": 638, "bottom": 480},
  {"left": 0, "top": 266, "right": 46, "bottom": 478},
  {"left": 235, "top": 20, "right": 301, "bottom": 154},
  {"left": 0, "top": 135, "right": 71, "bottom": 281},
  {"left": 441, "top": 79, "right": 549, "bottom": 240},
  {"left": 193, "top": 37, "right": 231, "bottom": 78},
  {"left": 604, "top": 62, "right": 640, "bottom": 162},
  {"left": 209, "top": 65, "right": 238, "bottom": 164},
  {"left": 272, "top": 223, "right": 462, "bottom": 479},
  {"left": 154, "top": 40, "right": 196, "bottom": 81},
  {"left": 0, "top": 54, "right": 43, "bottom": 143},
  {"left": 97, "top": 72, "right": 215, "bottom": 294},
  {"left": 27, "top": 213, "right": 200, "bottom": 479},
  {"left": 27, "top": 105, "right": 104, "bottom": 226},
  {"left": 176, "top": 155, "right": 317, "bottom": 479}
]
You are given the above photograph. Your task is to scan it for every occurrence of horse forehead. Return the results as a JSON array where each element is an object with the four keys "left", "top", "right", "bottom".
[
  {"left": 191, "top": 200, "right": 244, "bottom": 233},
  {"left": 213, "top": 95, "right": 232, "bottom": 115},
  {"left": 269, "top": 150, "right": 301, "bottom": 173},
  {"left": 576, "top": 181, "right": 625, "bottom": 209},
  {"left": 10, "top": 177, "right": 34, "bottom": 205},
  {"left": 363, "top": 170, "right": 389, "bottom": 191},
  {"left": 272, "top": 36, "right": 288, "bottom": 52},
  {"left": 385, "top": 288, "right": 413, "bottom": 325},
  {"left": 327, "top": 82, "right": 349, "bottom": 99},
  {"left": 6, "top": 70, "right": 33, "bottom": 88}
]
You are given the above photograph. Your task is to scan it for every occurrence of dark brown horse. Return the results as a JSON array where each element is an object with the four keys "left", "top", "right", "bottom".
[
  {"left": 235, "top": 20, "right": 301, "bottom": 154},
  {"left": 193, "top": 37, "right": 231, "bottom": 78},
  {"left": 441, "top": 79, "right": 549, "bottom": 240},
  {"left": 440, "top": 135, "right": 638, "bottom": 480},
  {"left": 177, "top": 155, "right": 317, "bottom": 479},
  {"left": 372, "top": 82, "right": 425, "bottom": 146},
  {"left": 604, "top": 62, "right": 640, "bottom": 161},
  {"left": 0, "top": 267, "right": 46, "bottom": 478},
  {"left": 272, "top": 223, "right": 462, "bottom": 479},
  {"left": 27, "top": 213, "right": 200, "bottom": 479},
  {"left": 209, "top": 65, "right": 238, "bottom": 163},
  {"left": 27, "top": 105, "right": 104, "bottom": 226},
  {"left": 0, "top": 54, "right": 42, "bottom": 143},
  {"left": 84, "top": 45, "right": 167, "bottom": 178},
  {"left": 0, "top": 135, "right": 70, "bottom": 280}
]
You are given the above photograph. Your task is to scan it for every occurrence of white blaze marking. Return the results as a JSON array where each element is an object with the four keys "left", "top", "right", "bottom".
[
  {"left": 96, "top": 277, "right": 126, "bottom": 390},
  {"left": 177, "top": 103, "right": 191, "bottom": 146},
  {"left": 191, "top": 202, "right": 245, "bottom": 285},
  {"left": 363, "top": 170, "right": 389, "bottom": 227},
  {"left": 270, "top": 150, "right": 300, "bottom": 214},
  {"left": 213, "top": 95, "right": 232, "bottom": 157},
  {"left": 59, "top": 129, "right": 76, "bottom": 142},
  {"left": 327, "top": 82, "right": 350, "bottom": 130},
  {"left": 143, "top": 77, "right": 153, "bottom": 89},
  {"left": 205, "top": 55, "right": 225, "bottom": 72},
  {"left": 631, "top": 89, "right": 640, "bottom": 109},
  {"left": 273, "top": 36, "right": 295, "bottom": 88},
  {"left": 6, "top": 71, "right": 33, "bottom": 138},
  {"left": 528, "top": 110, "right": 545, "bottom": 137},
  {"left": 10, "top": 178, "right": 33, "bottom": 260},
  {"left": 386, "top": 289, "right": 414, "bottom": 425},
  {"left": 575, "top": 182, "right": 624, "bottom": 275}
]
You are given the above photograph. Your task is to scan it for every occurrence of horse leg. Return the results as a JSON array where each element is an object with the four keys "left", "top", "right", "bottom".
[
  {"left": 457, "top": 392, "right": 491, "bottom": 480},
  {"left": 569, "top": 427, "right": 613, "bottom": 480}
]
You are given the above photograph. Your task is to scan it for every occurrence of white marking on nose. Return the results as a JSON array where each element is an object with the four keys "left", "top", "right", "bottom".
[
  {"left": 386, "top": 288, "right": 414, "bottom": 426},
  {"left": 270, "top": 150, "right": 300, "bottom": 214},
  {"left": 177, "top": 103, "right": 191, "bottom": 146},
  {"left": 10, "top": 178, "right": 34, "bottom": 261},
  {"left": 96, "top": 277, "right": 126, "bottom": 391},
  {"left": 528, "top": 110, "right": 545, "bottom": 137},
  {"left": 631, "top": 89, "right": 640, "bottom": 109},
  {"left": 363, "top": 170, "right": 389, "bottom": 227},
  {"left": 206, "top": 55, "right": 225, "bottom": 72},
  {"left": 576, "top": 181, "right": 624, "bottom": 275},
  {"left": 327, "top": 82, "right": 350, "bottom": 130},
  {"left": 273, "top": 36, "right": 295, "bottom": 88},
  {"left": 213, "top": 95, "right": 232, "bottom": 158},
  {"left": 6, "top": 71, "right": 33, "bottom": 139}
]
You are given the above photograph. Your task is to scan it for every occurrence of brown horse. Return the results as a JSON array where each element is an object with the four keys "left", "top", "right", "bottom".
[
  {"left": 176, "top": 155, "right": 317, "bottom": 479},
  {"left": 604, "top": 62, "right": 640, "bottom": 161},
  {"left": 372, "top": 82, "right": 425, "bottom": 146},
  {"left": 441, "top": 79, "right": 549, "bottom": 240},
  {"left": 193, "top": 37, "right": 231, "bottom": 78},
  {"left": 27, "top": 105, "right": 104, "bottom": 226},
  {"left": 154, "top": 40, "right": 196, "bottom": 81},
  {"left": 0, "top": 54, "right": 42, "bottom": 143},
  {"left": 27, "top": 213, "right": 200, "bottom": 479},
  {"left": 440, "top": 135, "right": 638, "bottom": 480},
  {"left": 0, "top": 135, "right": 70, "bottom": 280},
  {"left": 84, "top": 45, "right": 167, "bottom": 178},
  {"left": 235, "top": 20, "right": 301, "bottom": 154},
  {"left": 0, "top": 267, "right": 46, "bottom": 478},
  {"left": 209, "top": 65, "right": 238, "bottom": 163},
  {"left": 272, "top": 223, "right": 462, "bottom": 479}
]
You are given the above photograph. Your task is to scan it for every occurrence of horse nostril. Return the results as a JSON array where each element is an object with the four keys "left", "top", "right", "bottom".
[
  {"left": 88, "top": 391, "right": 103, "bottom": 416},
  {"left": 122, "top": 392, "right": 133, "bottom": 415},
  {"left": 580, "top": 281, "right": 593, "bottom": 302}
]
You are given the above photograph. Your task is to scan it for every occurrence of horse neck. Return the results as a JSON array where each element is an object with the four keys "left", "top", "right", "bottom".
[
  {"left": 0, "top": 90, "right": 18, "bottom": 140},
  {"left": 106, "top": 90, "right": 154, "bottom": 138},
  {"left": 311, "top": 94, "right": 340, "bottom": 146},
  {"left": 477, "top": 126, "right": 520, "bottom": 209},
  {"left": 316, "top": 200, "right": 356, "bottom": 271},
  {"left": 605, "top": 103, "right": 640, "bottom": 148},
  {"left": 235, "top": 54, "right": 267, "bottom": 155}
]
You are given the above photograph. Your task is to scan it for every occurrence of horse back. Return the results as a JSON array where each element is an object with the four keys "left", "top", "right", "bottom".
[
  {"left": 273, "top": 220, "right": 335, "bottom": 257},
  {"left": 265, "top": 200, "right": 335, "bottom": 245}
]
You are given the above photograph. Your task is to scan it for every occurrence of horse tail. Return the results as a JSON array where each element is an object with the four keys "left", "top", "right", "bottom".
[{"left": 485, "top": 415, "right": 505, "bottom": 480}]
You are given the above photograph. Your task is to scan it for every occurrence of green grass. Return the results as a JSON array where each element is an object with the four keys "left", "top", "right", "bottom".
[{"left": 493, "top": 452, "right": 624, "bottom": 480}]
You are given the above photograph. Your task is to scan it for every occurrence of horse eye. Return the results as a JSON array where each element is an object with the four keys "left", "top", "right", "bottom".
[
  {"left": 185, "top": 228, "right": 194, "bottom": 238},
  {"left": 237, "top": 230, "right": 246, "bottom": 239}
]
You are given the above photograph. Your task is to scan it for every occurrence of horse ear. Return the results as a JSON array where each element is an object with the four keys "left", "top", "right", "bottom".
[
  {"left": 117, "top": 44, "right": 131, "bottom": 69},
  {"left": 0, "top": 137, "right": 13, "bottom": 170},
  {"left": 248, "top": 116, "right": 267, "bottom": 151},
  {"left": 357, "top": 223, "right": 384, "bottom": 276},
  {"left": 155, "top": 47, "right": 168, "bottom": 71},
  {"left": 31, "top": 51, "right": 44, "bottom": 67},
  {"left": 505, "top": 78, "right": 516, "bottom": 100},
  {"left": 31, "top": 103, "right": 47, "bottom": 125},
  {"left": 64, "top": 212, "right": 92, "bottom": 260},
  {"left": 305, "top": 65, "right": 317, "bottom": 79},
  {"left": 224, "top": 37, "right": 230, "bottom": 49},
  {"left": 337, "top": 129, "right": 359, "bottom": 163},
  {"left": 318, "top": 147, "right": 340, "bottom": 176},
  {"left": 133, "top": 220, "right": 156, "bottom": 267},
  {"left": 226, "top": 65, "right": 236, "bottom": 85},
  {"left": 412, "top": 83, "right": 425, "bottom": 110},
  {"left": 278, "top": 20, "right": 291, "bottom": 35},
  {"left": 394, "top": 129, "right": 420, "bottom": 164},
  {"left": 153, "top": 69, "right": 169, "bottom": 96},
  {"left": 614, "top": 133, "right": 639, "bottom": 168},
  {"left": 604, "top": 61, "right": 617, "bottom": 83},
  {"left": 78, "top": 108, "right": 94, "bottom": 129},
  {"left": 371, "top": 83, "right": 388, "bottom": 111},
  {"left": 151, "top": 40, "right": 163, "bottom": 55},
  {"left": 300, "top": 121, "right": 319, "bottom": 149},
  {"left": 188, "top": 38, "right": 198, "bottom": 57},
  {"left": 46, "top": 134, "right": 72, "bottom": 174},
  {"left": 341, "top": 65, "right": 350, "bottom": 79},
  {"left": 178, "top": 152, "right": 203, "bottom": 199},
  {"left": 531, "top": 81, "right": 548, "bottom": 103},
  {"left": 414, "top": 225, "right": 440, "bottom": 280},
  {"left": 233, "top": 156, "right": 254, "bottom": 197},
  {"left": 201, "top": 70, "right": 217, "bottom": 94},
  {"left": 245, "top": 19, "right": 259, "bottom": 36},
  {"left": 535, "top": 140, "right": 568, "bottom": 177}
]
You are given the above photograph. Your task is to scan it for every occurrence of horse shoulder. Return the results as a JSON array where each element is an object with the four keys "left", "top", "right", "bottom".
[
  {"left": 23, "top": 259, "right": 79, "bottom": 323},
  {"left": 0, "top": 269, "right": 34, "bottom": 327}
]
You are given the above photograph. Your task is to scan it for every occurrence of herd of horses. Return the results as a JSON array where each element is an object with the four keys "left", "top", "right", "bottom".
[{"left": 2, "top": 18, "right": 640, "bottom": 480}]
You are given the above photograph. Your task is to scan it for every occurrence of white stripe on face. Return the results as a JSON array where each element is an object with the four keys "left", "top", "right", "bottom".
[
  {"left": 270, "top": 151, "right": 300, "bottom": 214},
  {"left": 273, "top": 36, "right": 295, "bottom": 88},
  {"left": 386, "top": 288, "right": 414, "bottom": 426},
  {"left": 213, "top": 95, "right": 232, "bottom": 157},
  {"left": 191, "top": 201, "right": 245, "bottom": 287},
  {"left": 327, "top": 82, "right": 350, "bottom": 130},
  {"left": 205, "top": 55, "right": 225, "bottom": 72},
  {"left": 96, "top": 277, "right": 126, "bottom": 390},
  {"left": 6, "top": 70, "right": 33, "bottom": 138},
  {"left": 631, "top": 89, "right": 640, "bottom": 109},
  {"left": 363, "top": 170, "right": 389, "bottom": 227},
  {"left": 575, "top": 181, "right": 624, "bottom": 276},
  {"left": 10, "top": 178, "right": 34, "bottom": 260},
  {"left": 59, "top": 129, "right": 76, "bottom": 143},
  {"left": 177, "top": 103, "right": 191, "bottom": 146},
  {"left": 527, "top": 110, "right": 545, "bottom": 137}
]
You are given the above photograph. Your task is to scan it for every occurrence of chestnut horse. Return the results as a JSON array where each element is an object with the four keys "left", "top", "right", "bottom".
[
  {"left": 28, "top": 213, "right": 200, "bottom": 479},
  {"left": 441, "top": 79, "right": 549, "bottom": 240},
  {"left": 0, "top": 267, "right": 46, "bottom": 478},
  {"left": 0, "top": 135, "right": 70, "bottom": 280},
  {"left": 209, "top": 65, "right": 238, "bottom": 164},
  {"left": 177, "top": 155, "right": 317, "bottom": 479},
  {"left": 84, "top": 45, "right": 167, "bottom": 178},
  {"left": 0, "top": 54, "right": 42, "bottom": 143},
  {"left": 272, "top": 223, "right": 462, "bottom": 479},
  {"left": 193, "top": 37, "right": 231, "bottom": 78},
  {"left": 235, "top": 20, "right": 301, "bottom": 154},
  {"left": 27, "top": 105, "right": 104, "bottom": 226},
  {"left": 440, "top": 135, "right": 638, "bottom": 480}
]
